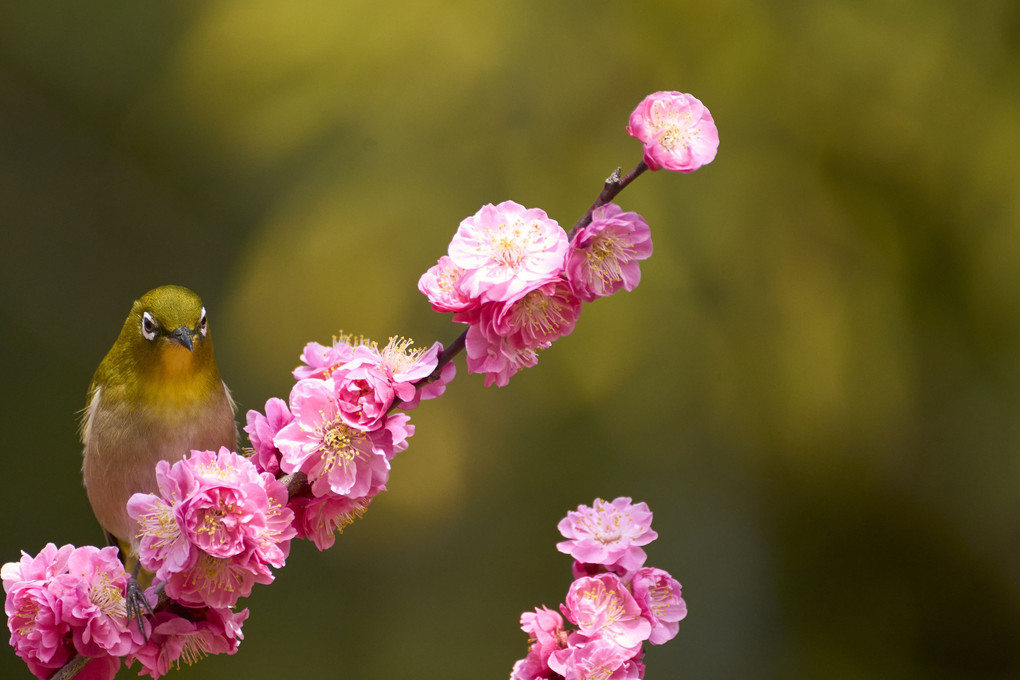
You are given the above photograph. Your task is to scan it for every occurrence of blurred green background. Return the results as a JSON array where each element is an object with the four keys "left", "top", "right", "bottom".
[{"left": 3, "top": 1, "right": 1020, "bottom": 678}]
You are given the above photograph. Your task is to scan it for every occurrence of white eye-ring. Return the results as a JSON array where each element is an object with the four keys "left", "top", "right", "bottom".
[
  {"left": 199, "top": 307, "right": 208, "bottom": 337},
  {"left": 141, "top": 312, "right": 158, "bottom": 341}
]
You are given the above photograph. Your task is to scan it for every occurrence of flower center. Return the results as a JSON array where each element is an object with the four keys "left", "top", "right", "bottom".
[
  {"left": 138, "top": 500, "right": 181, "bottom": 549},
  {"left": 178, "top": 633, "right": 214, "bottom": 668},
  {"left": 90, "top": 572, "right": 127, "bottom": 619},
  {"left": 512, "top": 288, "right": 572, "bottom": 339},
  {"left": 314, "top": 414, "right": 364, "bottom": 482},
  {"left": 380, "top": 335, "right": 426, "bottom": 374},
  {"left": 647, "top": 580, "right": 672, "bottom": 617}
]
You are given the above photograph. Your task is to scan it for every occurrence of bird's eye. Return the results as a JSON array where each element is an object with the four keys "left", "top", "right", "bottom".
[
  {"left": 199, "top": 307, "right": 208, "bottom": 336},
  {"left": 141, "top": 312, "right": 158, "bottom": 341}
]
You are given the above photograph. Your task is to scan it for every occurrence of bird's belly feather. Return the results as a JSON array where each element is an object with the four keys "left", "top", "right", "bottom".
[{"left": 82, "top": 387, "right": 236, "bottom": 547}]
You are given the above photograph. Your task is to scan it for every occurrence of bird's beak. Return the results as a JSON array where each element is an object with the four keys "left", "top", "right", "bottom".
[{"left": 169, "top": 326, "right": 194, "bottom": 352}]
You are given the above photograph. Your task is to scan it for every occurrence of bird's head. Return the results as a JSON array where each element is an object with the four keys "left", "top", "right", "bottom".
[{"left": 101, "top": 285, "right": 221, "bottom": 395}]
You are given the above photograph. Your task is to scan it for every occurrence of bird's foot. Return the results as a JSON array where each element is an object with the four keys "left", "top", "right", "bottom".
[{"left": 125, "top": 571, "right": 154, "bottom": 639}]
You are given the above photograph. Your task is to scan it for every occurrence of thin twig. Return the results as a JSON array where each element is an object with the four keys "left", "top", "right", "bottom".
[{"left": 569, "top": 160, "right": 648, "bottom": 239}]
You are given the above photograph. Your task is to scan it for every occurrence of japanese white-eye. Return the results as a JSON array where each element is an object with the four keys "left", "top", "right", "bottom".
[{"left": 80, "top": 285, "right": 237, "bottom": 559}]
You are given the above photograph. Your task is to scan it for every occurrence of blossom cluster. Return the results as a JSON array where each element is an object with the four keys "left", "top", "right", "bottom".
[
  {"left": 245, "top": 334, "right": 454, "bottom": 549},
  {"left": 127, "top": 448, "right": 296, "bottom": 610},
  {"left": 510, "top": 498, "right": 687, "bottom": 680},
  {"left": 2, "top": 544, "right": 144, "bottom": 679},
  {"left": 4, "top": 452, "right": 284, "bottom": 680},
  {"left": 419, "top": 91, "right": 717, "bottom": 388},
  {"left": 419, "top": 201, "right": 652, "bottom": 387}
]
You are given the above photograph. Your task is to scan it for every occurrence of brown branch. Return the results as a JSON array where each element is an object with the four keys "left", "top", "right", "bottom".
[
  {"left": 568, "top": 160, "right": 649, "bottom": 239},
  {"left": 51, "top": 654, "right": 90, "bottom": 680}
]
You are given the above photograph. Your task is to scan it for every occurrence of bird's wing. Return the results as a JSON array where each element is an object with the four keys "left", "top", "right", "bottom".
[
  {"left": 222, "top": 380, "right": 237, "bottom": 415},
  {"left": 80, "top": 383, "right": 102, "bottom": 446}
]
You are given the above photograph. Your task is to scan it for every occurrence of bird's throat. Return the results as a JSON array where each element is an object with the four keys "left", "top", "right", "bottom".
[
  {"left": 142, "top": 347, "right": 218, "bottom": 409},
  {"left": 160, "top": 344, "right": 197, "bottom": 376}
]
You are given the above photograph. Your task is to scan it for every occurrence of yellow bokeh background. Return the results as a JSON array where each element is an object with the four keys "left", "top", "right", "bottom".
[{"left": 2, "top": 1, "right": 1020, "bottom": 677}]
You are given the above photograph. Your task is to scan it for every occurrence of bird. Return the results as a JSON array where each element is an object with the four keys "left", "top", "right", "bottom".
[{"left": 80, "top": 285, "right": 236, "bottom": 621}]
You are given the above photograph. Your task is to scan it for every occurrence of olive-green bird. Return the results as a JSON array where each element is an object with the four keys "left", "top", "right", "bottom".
[{"left": 80, "top": 285, "right": 237, "bottom": 574}]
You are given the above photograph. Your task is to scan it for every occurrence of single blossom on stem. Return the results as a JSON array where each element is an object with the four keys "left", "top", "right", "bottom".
[
  {"left": 561, "top": 573, "right": 651, "bottom": 650},
  {"left": 487, "top": 279, "right": 582, "bottom": 350},
  {"left": 463, "top": 322, "right": 540, "bottom": 388},
  {"left": 556, "top": 497, "right": 658, "bottom": 575},
  {"left": 627, "top": 91, "right": 719, "bottom": 172},
  {"left": 274, "top": 378, "right": 391, "bottom": 499},
  {"left": 566, "top": 203, "right": 653, "bottom": 302},
  {"left": 549, "top": 636, "right": 644, "bottom": 680},
  {"left": 3, "top": 544, "right": 77, "bottom": 675},
  {"left": 630, "top": 567, "right": 687, "bottom": 644},
  {"left": 62, "top": 546, "right": 147, "bottom": 659},
  {"left": 127, "top": 606, "right": 248, "bottom": 679},
  {"left": 520, "top": 605, "right": 568, "bottom": 665},
  {"left": 288, "top": 495, "right": 371, "bottom": 551},
  {"left": 244, "top": 397, "right": 293, "bottom": 476},
  {"left": 447, "top": 200, "right": 568, "bottom": 303},
  {"left": 418, "top": 255, "right": 477, "bottom": 314}
]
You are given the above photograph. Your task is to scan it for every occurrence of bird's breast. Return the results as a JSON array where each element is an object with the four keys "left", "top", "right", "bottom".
[{"left": 82, "top": 382, "right": 237, "bottom": 545}]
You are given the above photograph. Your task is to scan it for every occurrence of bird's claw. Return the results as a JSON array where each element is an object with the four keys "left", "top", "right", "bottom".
[{"left": 125, "top": 575, "right": 153, "bottom": 639}]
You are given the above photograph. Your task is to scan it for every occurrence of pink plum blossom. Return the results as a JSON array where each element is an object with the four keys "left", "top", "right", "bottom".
[
  {"left": 163, "top": 554, "right": 268, "bottom": 610},
  {"left": 62, "top": 545, "right": 147, "bottom": 658},
  {"left": 448, "top": 201, "right": 568, "bottom": 303},
  {"left": 486, "top": 279, "right": 582, "bottom": 350},
  {"left": 292, "top": 336, "right": 359, "bottom": 381},
  {"left": 289, "top": 495, "right": 371, "bottom": 551},
  {"left": 244, "top": 397, "right": 293, "bottom": 475},
  {"left": 2, "top": 543, "right": 75, "bottom": 588},
  {"left": 567, "top": 203, "right": 653, "bottom": 302},
  {"left": 332, "top": 359, "right": 397, "bottom": 431},
  {"left": 464, "top": 321, "right": 540, "bottom": 387},
  {"left": 418, "top": 255, "right": 477, "bottom": 313},
  {"left": 557, "top": 497, "right": 657, "bottom": 574},
  {"left": 3, "top": 545, "right": 76, "bottom": 674},
  {"left": 549, "top": 637, "right": 644, "bottom": 680},
  {"left": 627, "top": 91, "right": 719, "bottom": 172},
  {"left": 5, "top": 582, "right": 72, "bottom": 673},
  {"left": 128, "top": 606, "right": 247, "bottom": 678},
  {"left": 561, "top": 573, "right": 651, "bottom": 650},
  {"left": 327, "top": 337, "right": 448, "bottom": 428},
  {"left": 509, "top": 647, "right": 555, "bottom": 680},
  {"left": 3, "top": 543, "right": 155, "bottom": 679},
  {"left": 630, "top": 567, "right": 686, "bottom": 644},
  {"left": 397, "top": 357, "right": 456, "bottom": 410},
  {"left": 510, "top": 499, "right": 680, "bottom": 680},
  {"left": 296, "top": 333, "right": 451, "bottom": 416},
  {"left": 128, "top": 493, "right": 191, "bottom": 581},
  {"left": 128, "top": 448, "right": 296, "bottom": 609},
  {"left": 273, "top": 378, "right": 397, "bottom": 499},
  {"left": 520, "top": 605, "right": 567, "bottom": 665},
  {"left": 377, "top": 336, "right": 447, "bottom": 398}
]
